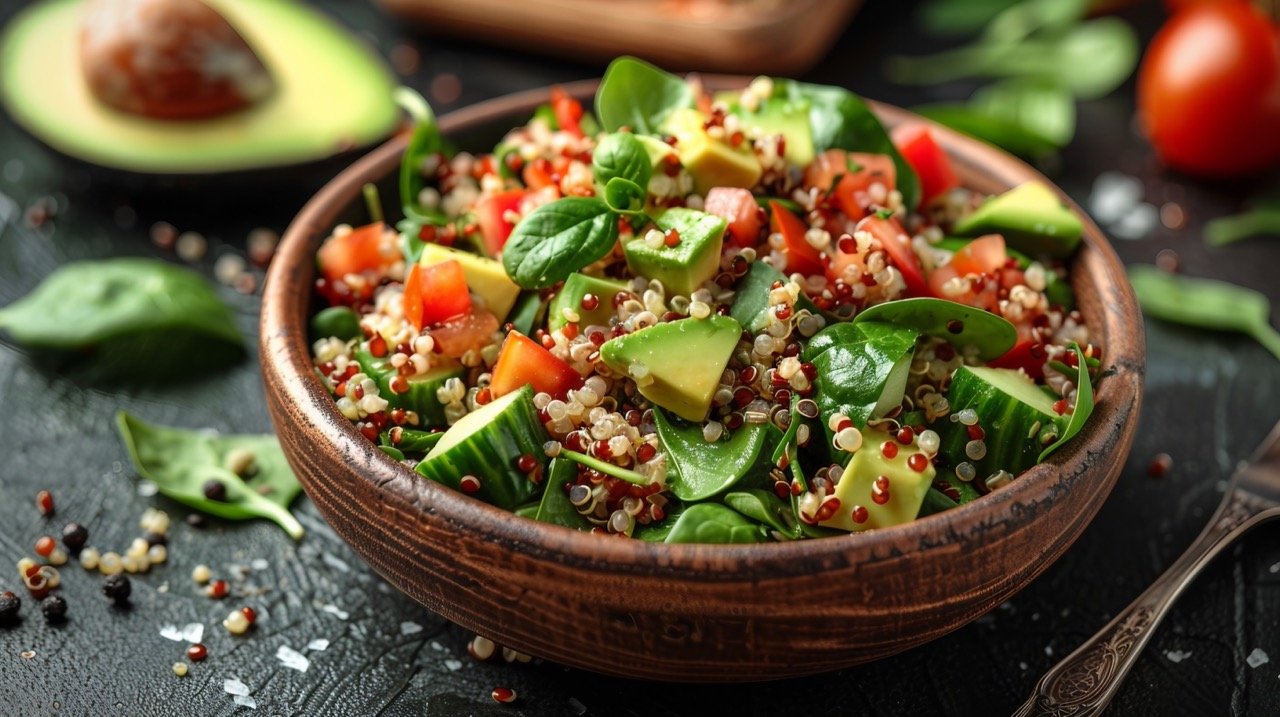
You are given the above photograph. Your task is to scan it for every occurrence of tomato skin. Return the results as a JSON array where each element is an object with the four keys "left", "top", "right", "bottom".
[
  {"left": 704, "top": 187, "right": 763, "bottom": 248},
  {"left": 803, "top": 150, "right": 896, "bottom": 221},
  {"left": 432, "top": 310, "right": 499, "bottom": 358},
  {"left": 947, "top": 234, "right": 1007, "bottom": 277},
  {"left": 403, "top": 260, "right": 472, "bottom": 330},
  {"left": 892, "top": 125, "right": 958, "bottom": 207},
  {"left": 990, "top": 340, "right": 1047, "bottom": 380},
  {"left": 550, "top": 87, "right": 584, "bottom": 138},
  {"left": 474, "top": 189, "right": 527, "bottom": 256},
  {"left": 317, "top": 222, "right": 396, "bottom": 284},
  {"left": 1138, "top": 1, "right": 1280, "bottom": 177},
  {"left": 854, "top": 214, "right": 931, "bottom": 298},
  {"left": 769, "top": 200, "right": 825, "bottom": 276},
  {"left": 489, "top": 332, "right": 584, "bottom": 400}
]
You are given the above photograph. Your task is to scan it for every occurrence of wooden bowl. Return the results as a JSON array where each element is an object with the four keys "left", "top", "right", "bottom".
[{"left": 261, "top": 79, "right": 1144, "bottom": 682}]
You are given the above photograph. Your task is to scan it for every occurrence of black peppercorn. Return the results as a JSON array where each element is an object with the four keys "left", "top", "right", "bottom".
[
  {"left": 102, "top": 573, "right": 132, "bottom": 603},
  {"left": 0, "top": 591, "right": 20, "bottom": 625},
  {"left": 61, "top": 522, "right": 89, "bottom": 553},
  {"left": 41, "top": 595, "right": 67, "bottom": 623},
  {"left": 202, "top": 480, "right": 227, "bottom": 502},
  {"left": 142, "top": 531, "right": 168, "bottom": 547}
]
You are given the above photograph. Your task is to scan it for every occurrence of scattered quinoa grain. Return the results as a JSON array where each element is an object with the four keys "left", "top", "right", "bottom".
[
  {"left": 202, "top": 480, "right": 228, "bottom": 502},
  {"left": 98, "top": 552, "right": 123, "bottom": 576},
  {"left": 186, "top": 644, "right": 208, "bottom": 662},
  {"left": 36, "top": 490, "right": 54, "bottom": 517},
  {"left": 192, "top": 565, "right": 212, "bottom": 585},
  {"left": 79, "top": 548, "right": 100, "bottom": 571},
  {"left": 491, "top": 687, "right": 517, "bottom": 704},
  {"left": 102, "top": 574, "right": 131, "bottom": 604},
  {"left": 207, "top": 579, "right": 229, "bottom": 599},
  {"left": 34, "top": 536, "right": 55, "bottom": 557},
  {"left": 1148, "top": 453, "right": 1173, "bottom": 478},
  {"left": 223, "top": 609, "right": 250, "bottom": 635},
  {"left": 172, "top": 662, "right": 189, "bottom": 677},
  {"left": 41, "top": 595, "right": 67, "bottom": 623},
  {"left": 61, "top": 523, "right": 88, "bottom": 553}
]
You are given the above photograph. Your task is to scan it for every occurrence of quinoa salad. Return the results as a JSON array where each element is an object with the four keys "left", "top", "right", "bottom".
[{"left": 307, "top": 57, "right": 1098, "bottom": 544}]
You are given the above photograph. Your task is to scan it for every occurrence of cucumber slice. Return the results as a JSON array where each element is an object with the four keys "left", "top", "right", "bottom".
[
  {"left": 353, "top": 344, "right": 462, "bottom": 427},
  {"left": 941, "top": 365, "right": 1066, "bottom": 480},
  {"left": 415, "top": 385, "right": 548, "bottom": 509}
]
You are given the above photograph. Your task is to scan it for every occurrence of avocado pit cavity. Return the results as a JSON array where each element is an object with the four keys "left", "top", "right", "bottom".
[{"left": 80, "top": 0, "right": 274, "bottom": 119}]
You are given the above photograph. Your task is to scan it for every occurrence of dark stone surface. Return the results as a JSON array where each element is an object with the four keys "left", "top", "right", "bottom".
[{"left": 0, "top": 1, "right": 1277, "bottom": 715}]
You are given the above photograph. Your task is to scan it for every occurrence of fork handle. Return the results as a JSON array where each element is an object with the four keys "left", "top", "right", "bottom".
[{"left": 1013, "top": 487, "right": 1274, "bottom": 717}]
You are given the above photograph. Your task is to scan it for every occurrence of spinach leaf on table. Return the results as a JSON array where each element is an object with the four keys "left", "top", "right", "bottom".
[
  {"left": 501, "top": 197, "right": 619, "bottom": 289},
  {"left": 1204, "top": 204, "right": 1280, "bottom": 247},
  {"left": 654, "top": 408, "right": 769, "bottom": 502},
  {"left": 1129, "top": 265, "right": 1280, "bottom": 363},
  {"left": 774, "top": 80, "right": 921, "bottom": 211},
  {"left": 1038, "top": 343, "right": 1093, "bottom": 462},
  {"left": 595, "top": 56, "right": 693, "bottom": 135},
  {"left": 853, "top": 297, "right": 1017, "bottom": 361},
  {"left": 0, "top": 258, "right": 242, "bottom": 352},
  {"left": 663, "top": 503, "right": 769, "bottom": 545},
  {"left": 116, "top": 412, "right": 304, "bottom": 540}
]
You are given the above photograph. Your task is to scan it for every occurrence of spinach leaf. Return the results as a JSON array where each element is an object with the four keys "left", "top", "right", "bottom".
[
  {"left": 115, "top": 412, "right": 304, "bottom": 540},
  {"left": 786, "top": 443, "right": 842, "bottom": 539},
  {"left": 0, "top": 258, "right": 242, "bottom": 351},
  {"left": 634, "top": 502, "right": 685, "bottom": 542},
  {"left": 1038, "top": 343, "right": 1093, "bottom": 462},
  {"left": 507, "top": 290, "right": 547, "bottom": 336},
  {"left": 514, "top": 503, "right": 541, "bottom": 519},
  {"left": 1205, "top": 204, "right": 1280, "bottom": 247},
  {"left": 595, "top": 56, "right": 694, "bottom": 135},
  {"left": 592, "top": 132, "right": 652, "bottom": 188},
  {"left": 602, "top": 177, "right": 647, "bottom": 216},
  {"left": 663, "top": 503, "right": 769, "bottom": 545},
  {"left": 775, "top": 80, "right": 921, "bottom": 211},
  {"left": 730, "top": 261, "right": 820, "bottom": 332},
  {"left": 533, "top": 458, "right": 591, "bottom": 530},
  {"left": 653, "top": 408, "right": 769, "bottom": 501},
  {"left": 310, "top": 306, "right": 362, "bottom": 341},
  {"left": 802, "top": 322, "right": 919, "bottom": 430},
  {"left": 395, "top": 88, "right": 448, "bottom": 221},
  {"left": 853, "top": 297, "right": 1017, "bottom": 361},
  {"left": 913, "top": 105, "right": 1061, "bottom": 158},
  {"left": 888, "top": 18, "right": 1138, "bottom": 101},
  {"left": 501, "top": 198, "right": 619, "bottom": 289},
  {"left": 916, "top": 487, "right": 959, "bottom": 517},
  {"left": 1129, "top": 265, "right": 1280, "bottom": 362},
  {"left": 724, "top": 489, "right": 798, "bottom": 539},
  {"left": 378, "top": 444, "right": 406, "bottom": 461},
  {"left": 968, "top": 80, "right": 1076, "bottom": 147}
]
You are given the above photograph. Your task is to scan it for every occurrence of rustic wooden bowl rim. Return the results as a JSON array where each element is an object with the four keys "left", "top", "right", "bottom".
[{"left": 262, "top": 77, "right": 1143, "bottom": 577}]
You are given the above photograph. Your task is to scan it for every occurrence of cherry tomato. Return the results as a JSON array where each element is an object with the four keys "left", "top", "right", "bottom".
[
  {"left": 1138, "top": 1, "right": 1280, "bottom": 176},
  {"left": 550, "top": 87, "right": 584, "bottom": 137},
  {"left": 489, "top": 332, "right": 583, "bottom": 399}
]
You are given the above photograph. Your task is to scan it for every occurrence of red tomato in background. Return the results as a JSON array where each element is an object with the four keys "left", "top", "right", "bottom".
[{"left": 1138, "top": 1, "right": 1280, "bottom": 177}]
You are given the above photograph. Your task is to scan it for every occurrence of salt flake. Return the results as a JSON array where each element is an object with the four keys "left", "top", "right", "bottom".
[
  {"left": 400, "top": 621, "right": 423, "bottom": 636},
  {"left": 250, "top": 558, "right": 269, "bottom": 571},
  {"left": 233, "top": 695, "right": 257, "bottom": 709},
  {"left": 159, "top": 625, "right": 185, "bottom": 642},
  {"left": 306, "top": 639, "right": 330, "bottom": 651},
  {"left": 1165, "top": 649, "right": 1192, "bottom": 663},
  {"left": 182, "top": 623, "right": 204, "bottom": 643},
  {"left": 444, "top": 659, "right": 463, "bottom": 672},
  {"left": 1269, "top": 562, "right": 1279, "bottom": 574},
  {"left": 137, "top": 481, "right": 158, "bottom": 497},
  {"left": 322, "top": 603, "right": 349, "bottom": 620},
  {"left": 223, "top": 678, "right": 250, "bottom": 696},
  {"left": 1089, "top": 172, "right": 1143, "bottom": 225},
  {"left": 276, "top": 645, "right": 311, "bottom": 673},
  {"left": 1247, "top": 648, "right": 1270, "bottom": 668},
  {"left": 321, "top": 553, "right": 350, "bottom": 572}
]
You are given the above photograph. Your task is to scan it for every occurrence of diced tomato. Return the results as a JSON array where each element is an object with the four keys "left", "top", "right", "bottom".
[
  {"left": 803, "top": 150, "right": 896, "bottom": 222},
  {"left": 432, "top": 310, "right": 500, "bottom": 358},
  {"left": 854, "top": 214, "right": 930, "bottom": 297},
  {"left": 403, "top": 260, "right": 472, "bottom": 330},
  {"left": 704, "top": 187, "right": 763, "bottom": 248},
  {"left": 550, "top": 87, "right": 584, "bottom": 138},
  {"left": 769, "top": 200, "right": 824, "bottom": 276},
  {"left": 489, "top": 332, "right": 584, "bottom": 400},
  {"left": 990, "top": 339, "right": 1048, "bottom": 380},
  {"left": 892, "top": 124, "right": 958, "bottom": 207},
  {"left": 317, "top": 222, "right": 396, "bottom": 284},
  {"left": 475, "top": 189, "right": 527, "bottom": 256},
  {"left": 948, "top": 234, "right": 1007, "bottom": 277}
]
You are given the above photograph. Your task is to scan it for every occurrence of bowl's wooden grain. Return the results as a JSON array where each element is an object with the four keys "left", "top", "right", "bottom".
[{"left": 261, "top": 79, "right": 1144, "bottom": 682}]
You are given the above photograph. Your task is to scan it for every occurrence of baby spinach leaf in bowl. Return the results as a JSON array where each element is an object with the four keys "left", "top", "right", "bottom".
[
  {"left": 116, "top": 411, "right": 304, "bottom": 540},
  {"left": 595, "top": 56, "right": 693, "bottom": 135}
]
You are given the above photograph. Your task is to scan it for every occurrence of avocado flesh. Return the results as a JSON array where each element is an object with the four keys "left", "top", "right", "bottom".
[
  {"left": 599, "top": 315, "right": 742, "bottom": 422},
  {"left": 0, "top": 0, "right": 398, "bottom": 174},
  {"left": 734, "top": 97, "right": 815, "bottom": 167},
  {"left": 548, "top": 272, "right": 628, "bottom": 331},
  {"left": 820, "top": 427, "right": 935, "bottom": 532},
  {"left": 661, "top": 108, "right": 762, "bottom": 195},
  {"left": 623, "top": 207, "right": 726, "bottom": 297},
  {"left": 952, "top": 181, "right": 1084, "bottom": 259}
]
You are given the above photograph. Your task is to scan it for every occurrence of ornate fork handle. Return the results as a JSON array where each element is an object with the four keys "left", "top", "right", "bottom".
[{"left": 1014, "top": 487, "right": 1279, "bottom": 717}]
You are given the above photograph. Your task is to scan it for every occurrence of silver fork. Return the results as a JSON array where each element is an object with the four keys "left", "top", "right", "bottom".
[{"left": 1015, "top": 420, "right": 1280, "bottom": 716}]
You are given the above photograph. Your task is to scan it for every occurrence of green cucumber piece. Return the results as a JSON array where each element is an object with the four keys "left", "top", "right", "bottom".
[
  {"left": 415, "top": 385, "right": 548, "bottom": 509},
  {"left": 353, "top": 344, "right": 462, "bottom": 427},
  {"left": 941, "top": 365, "right": 1066, "bottom": 480},
  {"left": 534, "top": 458, "right": 591, "bottom": 530}
]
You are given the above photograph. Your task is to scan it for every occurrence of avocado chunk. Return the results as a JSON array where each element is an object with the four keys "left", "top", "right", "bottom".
[
  {"left": 623, "top": 207, "right": 726, "bottom": 296},
  {"left": 952, "top": 181, "right": 1084, "bottom": 259},
  {"left": 599, "top": 315, "right": 742, "bottom": 421},
  {"left": 661, "top": 107, "right": 762, "bottom": 195},
  {"left": 548, "top": 272, "right": 628, "bottom": 331},
  {"left": 636, "top": 134, "right": 676, "bottom": 169},
  {"left": 729, "top": 261, "right": 821, "bottom": 332},
  {"left": 0, "top": 0, "right": 398, "bottom": 174},
  {"left": 820, "top": 427, "right": 935, "bottom": 532},
  {"left": 732, "top": 97, "right": 815, "bottom": 167},
  {"left": 419, "top": 243, "right": 520, "bottom": 321}
]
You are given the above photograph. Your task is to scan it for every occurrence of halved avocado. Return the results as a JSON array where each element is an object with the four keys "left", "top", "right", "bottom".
[{"left": 0, "top": 0, "right": 399, "bottom": 175}]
